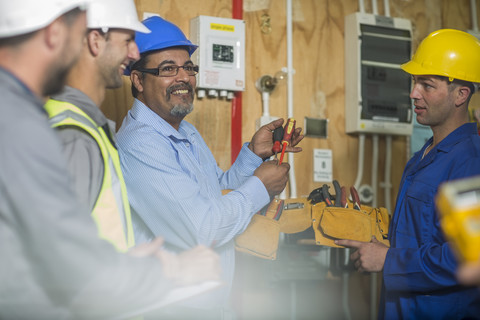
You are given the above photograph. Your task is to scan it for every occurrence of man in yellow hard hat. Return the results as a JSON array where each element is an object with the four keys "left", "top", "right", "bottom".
[
  {"left": 0, "top": 1, "right": 220, "bottom": 319},
  {"left": 336, "top": 29, "right": 480, "bottom": 319}
]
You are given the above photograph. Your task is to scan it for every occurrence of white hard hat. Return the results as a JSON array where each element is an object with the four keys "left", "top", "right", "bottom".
[
  {"left": 0, "top": 0, "right": 90, "bottom": 38},
  {"left": 87, "top": 0, "right": 150, "bottom": 34}
]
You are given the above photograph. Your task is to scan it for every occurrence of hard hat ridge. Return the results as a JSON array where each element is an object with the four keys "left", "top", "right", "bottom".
[
  {"left": 124, "top": 16, "right": 198, "bottom": 75},
  {"left": 135, "top": 16, "right": 198, "bottom": 56},
  {"left": 87, "top": 0, "right": 150, "bottom": 34}
]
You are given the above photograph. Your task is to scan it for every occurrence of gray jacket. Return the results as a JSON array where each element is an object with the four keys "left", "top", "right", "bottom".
[{"left": 0, "top": 67, "right": 173, "bottom": 319}]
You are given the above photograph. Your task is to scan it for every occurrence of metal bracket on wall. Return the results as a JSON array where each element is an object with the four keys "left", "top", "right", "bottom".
[
  {"left": 304, "top": 117, "right": 328, "bottom": 139},
  {"left": 260, "top": 13, "right": 272, "bottom": 34}
]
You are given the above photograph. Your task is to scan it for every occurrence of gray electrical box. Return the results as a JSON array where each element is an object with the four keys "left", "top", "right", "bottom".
[{"left": 345, "top": 13, "right": 413, "bottom": 135}]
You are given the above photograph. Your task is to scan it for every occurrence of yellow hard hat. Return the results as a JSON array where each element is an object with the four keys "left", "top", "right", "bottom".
[{"left": 401, "top": 29, "right": 480, "bottom": 83}]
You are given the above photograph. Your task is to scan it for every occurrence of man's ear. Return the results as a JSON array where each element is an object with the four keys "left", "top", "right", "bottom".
[
  {"left": 131, "top": 71, "right": 144, "bottom": 93},
  {"left": 87, "top": 30, "right": 104, "bottom": 57},
  {"left": 43, "top": 18, "right": 65, "bottom": 51},
  {"left": 456, "top": 86, "right": 472, "bottom": 107}
]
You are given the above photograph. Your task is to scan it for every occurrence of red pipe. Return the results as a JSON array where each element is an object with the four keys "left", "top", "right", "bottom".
[
  {"left": 231, "top": 0, "right": 244, "bottom": 317},
  {"left": 231, "top": 0, "right": 243, "bottom": 164}
]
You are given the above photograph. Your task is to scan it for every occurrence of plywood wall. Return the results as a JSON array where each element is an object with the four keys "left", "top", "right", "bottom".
[{"left": 102, "top": 0, "right": 477, "bottom": 209}]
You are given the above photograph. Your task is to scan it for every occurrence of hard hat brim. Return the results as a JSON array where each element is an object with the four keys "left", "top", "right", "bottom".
[
  {"left": 400, "top": 60, "right": 433, "bottom": 76},
  {"left": 0, "top": 0, "right": 91, "bottom": 38}
]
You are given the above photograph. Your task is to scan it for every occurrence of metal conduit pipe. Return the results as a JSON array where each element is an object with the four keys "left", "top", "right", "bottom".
[
  {"left": 384, "top": 135, "right": 393, "bottom": 214},
  {"left": 370, "top": 134, "right": 380, "bottom": 320},
  {"left": 354, "top": 134, "right": 366, "bottom": 189},
  {"left": 472, "top": 0, "right": 478, "bottom": 32},
  {"left": 286, "top": 0, "right": 297, "bottom": 198},
  {"left": 384, "top": 0, "right": 391, "bottom": 17},
  {"left": 372, "top": 0, "right": 378, "bottom": 15}
]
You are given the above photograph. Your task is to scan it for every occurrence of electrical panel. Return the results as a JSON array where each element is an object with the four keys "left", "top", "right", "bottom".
[
  {"left": 190, "top": 16, "right": 245, "bottom": 99},
  {"left": 345, "top": 12, "right": 413, "bottom": 135}
]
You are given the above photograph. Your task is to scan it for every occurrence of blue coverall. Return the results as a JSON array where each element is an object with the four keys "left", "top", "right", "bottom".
[{"left": 380, "top": 123, "right": 480, "bottom": 319}]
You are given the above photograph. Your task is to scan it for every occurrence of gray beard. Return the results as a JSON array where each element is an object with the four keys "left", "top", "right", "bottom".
[{"left": 170, "top": 103, "right": 194, "bottom": 118}]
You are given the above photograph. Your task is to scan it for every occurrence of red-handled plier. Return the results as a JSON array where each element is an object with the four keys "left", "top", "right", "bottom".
[{"left": 350, "top": 186, "right": 361, "bottom": 210}]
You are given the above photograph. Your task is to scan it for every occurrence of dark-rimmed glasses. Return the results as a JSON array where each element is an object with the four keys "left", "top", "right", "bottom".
[{"left": 136, "top": 64, "right": 199, "bottom": 77}]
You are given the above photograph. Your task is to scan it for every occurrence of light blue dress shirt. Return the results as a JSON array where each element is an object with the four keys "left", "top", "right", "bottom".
[{"left": 117, "top": 98, "right": 270, "bottom": 309}]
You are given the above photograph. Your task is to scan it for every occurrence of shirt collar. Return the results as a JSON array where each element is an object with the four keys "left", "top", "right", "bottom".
[
  {"left": 0, "top": 67, "right": 44, "bottom": 114},
  {"left": 130, "top": 98, "right": 196, "bottom": 142},
  {"left": 435, "top": 122, "right": 478, "bottom": 153},
  {"left": 50, "top": 86, "right": 109, "bottom": 127}
]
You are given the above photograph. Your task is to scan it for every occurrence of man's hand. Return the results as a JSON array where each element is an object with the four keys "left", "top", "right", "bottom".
[
  {"left": 248, "top": 118, "right": 303, "bottom": 159},
  {"left": 155, "top": 245, "right": 221, "bottom": 286},
  {"left": 335, "top": 236, "right": 389, "bottom": 273},
  {"left": 128, "top": 236, "right": 165, "bottom": 257},
  {"left": 254, "top": 160, "right": 290, "bottom": 197},
  {"left": 128, "top": 237, "right": 221, "bottom": 286},
  {"left": 457, "top": 260, "right": 480, "bottom": 286}
]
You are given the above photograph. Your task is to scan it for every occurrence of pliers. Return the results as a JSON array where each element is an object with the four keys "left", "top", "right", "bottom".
[
  {"left": 321, "top": 184, "right": 333, "bottom": 206},
  {"left": 350, "top": 186, "right": 361, "bottom": 210},
  {"left": 320, "top": 181, "right": 342, "bottom": 207},
  {"left": 308, "top": 180, "right": 356, "bottom": 209},
  {"left": 307, "top": 187, "right": 325, "bottom": 205},
  {"left": 332, "top": 180, "right": 342, "bottom": 207}
]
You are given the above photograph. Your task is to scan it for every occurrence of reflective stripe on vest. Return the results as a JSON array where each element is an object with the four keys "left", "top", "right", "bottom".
[{"left": 45, "top": 100, "right": 135, "bottom": 252}]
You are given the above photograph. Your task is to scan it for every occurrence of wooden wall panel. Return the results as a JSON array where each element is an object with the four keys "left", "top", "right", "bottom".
[
  {"left": 102, "top": 0, "right": 234, "bottom": 170},
  {"left": 101, "top": 0, "right": 478, "bottom": 208}
]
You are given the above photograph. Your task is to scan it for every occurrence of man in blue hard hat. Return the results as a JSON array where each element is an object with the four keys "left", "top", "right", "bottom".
[{"left": 117, "top": 15, "right": 303, "bottom": 317}]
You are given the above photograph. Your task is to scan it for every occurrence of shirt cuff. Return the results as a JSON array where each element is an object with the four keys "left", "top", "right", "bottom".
[
  {"left": 234, "top": 143, "right": 264, "bottom": 173},
  {"left": 236, "top": 175, "right": 271, "bottom": 213}
]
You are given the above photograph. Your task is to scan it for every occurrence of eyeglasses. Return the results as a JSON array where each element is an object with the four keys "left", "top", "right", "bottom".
[{"left": 136, "top": 64, "right": 199, "bottom": 77}]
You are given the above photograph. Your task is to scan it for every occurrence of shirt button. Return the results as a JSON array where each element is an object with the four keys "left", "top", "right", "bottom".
[{"left": 185, "top": 142, "right": 190, "bottom": 147}]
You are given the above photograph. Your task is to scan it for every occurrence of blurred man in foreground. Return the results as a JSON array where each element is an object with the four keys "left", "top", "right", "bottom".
[{"left": 0, "top": 1, "right": 219, "bottom": 319}]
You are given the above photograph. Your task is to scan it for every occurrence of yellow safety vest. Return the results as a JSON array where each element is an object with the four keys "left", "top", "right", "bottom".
[{"left": 45, "top": 100, "right": 135, "bottom": 252}]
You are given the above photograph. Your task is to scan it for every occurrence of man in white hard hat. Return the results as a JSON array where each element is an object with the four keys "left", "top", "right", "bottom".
[
  {"left": 336, "top": 29, "right": 480, "bottom": 319},
  {"left": 45, "top": 0, "right": 149, "bottom": 252},
  {"left": 46, "top": 0, "right": 220, "bottom": 292},
  {"left": 0, "top": 1, "right": 220, "bottom": 319}
]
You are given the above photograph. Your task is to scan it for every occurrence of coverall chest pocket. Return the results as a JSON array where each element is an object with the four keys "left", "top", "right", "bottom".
[{"left": 403, "top": 180, "right": 435, "bottom": 245}]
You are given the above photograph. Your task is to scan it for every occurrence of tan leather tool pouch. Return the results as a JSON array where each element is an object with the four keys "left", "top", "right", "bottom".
[
  {"left": 235, "top": 213, "right": 280, "bottom": 260},
  {"left": 312, "top": 202, "right": 390, "bottom": 248},
  {"left": 279, "top": 198, "right": 312, "bottom": 234},
  {"left": 235, "top": 197, "right": 313, "bottom": 260}
]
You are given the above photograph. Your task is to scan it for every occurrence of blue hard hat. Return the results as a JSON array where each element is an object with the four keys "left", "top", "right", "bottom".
[
  {"left": 125, "top": 16, "right": 198, "bottom": 75},
  {"left": 137, "top": 16, "right": 198, "bottom": 56}
]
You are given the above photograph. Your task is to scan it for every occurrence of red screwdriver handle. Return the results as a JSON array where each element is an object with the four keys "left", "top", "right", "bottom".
[
  {"left": 272, "top": 126, "right": 284, "bottom": 153},
  {"left": 281, "top": 118, "right": 296, "bottom": 146},
  {"left": 279, "top": 118, "right": 295, "bottom": 164}
]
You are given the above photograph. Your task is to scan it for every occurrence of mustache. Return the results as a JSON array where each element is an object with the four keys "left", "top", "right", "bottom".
[{"left": 166, "top": 83, "right": 194, "bottom": 99}]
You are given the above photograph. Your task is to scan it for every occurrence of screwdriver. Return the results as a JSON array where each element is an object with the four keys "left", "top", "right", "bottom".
[
  {"left": 279, "top": 118, "right": 296, "bottom": 165},
  {"left": 272, "top": 126, "right": 284, "bottom": 160}
]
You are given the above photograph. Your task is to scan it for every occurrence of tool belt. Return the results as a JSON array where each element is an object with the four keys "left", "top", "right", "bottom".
[
  {"left": 235, "top": 197, "right": 311, "bottom": 260},
  {"left": 235, "top": 196, "right": 390, "bottom": 259},
  {"left": 311, "top": 201, "right": 390, "bottom": 248}
]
